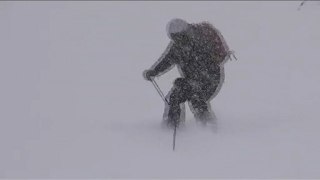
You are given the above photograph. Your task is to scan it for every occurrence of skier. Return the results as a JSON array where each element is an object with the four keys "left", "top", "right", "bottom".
[{"left": 143, "top": 18, "right": 234, "bottom": 128}]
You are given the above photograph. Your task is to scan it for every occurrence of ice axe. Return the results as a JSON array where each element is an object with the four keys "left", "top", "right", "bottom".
[{"left": 151, "top": 78, "right": 177, "bottom": 151}]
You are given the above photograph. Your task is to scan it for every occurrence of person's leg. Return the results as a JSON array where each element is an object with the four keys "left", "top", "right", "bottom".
[
  {"left": 188, "top": 82, "right": 218, "bottom": 125},
  {"left": 189, "top": 95, "right": 215, "bottom": 123},
  {"left": 163, "top": 78, "right": 190, "bottom": 127}
]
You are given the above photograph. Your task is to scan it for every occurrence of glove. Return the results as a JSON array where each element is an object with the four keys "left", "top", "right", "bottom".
[{"left": 143, "top": 69, "right": 157, "bottom": 81}]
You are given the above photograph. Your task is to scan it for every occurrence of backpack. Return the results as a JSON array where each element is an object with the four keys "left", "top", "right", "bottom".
[{"left": 195, "top": 22, "right": 236, "bottom": 64}]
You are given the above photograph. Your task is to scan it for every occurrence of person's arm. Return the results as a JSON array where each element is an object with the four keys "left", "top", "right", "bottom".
[{"left": 150, "top": 41, "right": 177, "bottom": 77}]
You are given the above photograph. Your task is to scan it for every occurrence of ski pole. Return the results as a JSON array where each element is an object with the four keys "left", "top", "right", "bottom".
[
  {"left": 151, "top": 79, "right": 177, "bottom": 151},
  {"left": 151, "top": 79, "right": 169, "bottom": 105},
  {"left": 172, "top": 123, "right": 177, "bottom": 151}
]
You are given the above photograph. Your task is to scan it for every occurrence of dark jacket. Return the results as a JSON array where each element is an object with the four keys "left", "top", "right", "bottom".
[{"left": 151, "top": 22, "right": 229, "bottom": 87}]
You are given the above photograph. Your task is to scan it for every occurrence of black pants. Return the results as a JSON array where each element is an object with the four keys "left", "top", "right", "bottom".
[{"left": 163, "top": 78, "right": 218, "bottom": 124}]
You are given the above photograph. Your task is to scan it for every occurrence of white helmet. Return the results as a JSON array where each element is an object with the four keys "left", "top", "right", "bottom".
[{"left": 166, "top": 18, "right": 189, "bottom": 39}]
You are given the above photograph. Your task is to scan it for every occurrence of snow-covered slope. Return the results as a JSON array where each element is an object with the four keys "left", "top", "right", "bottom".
[{"left": 1, "top": 1, "right": 320, "bottom": 178}]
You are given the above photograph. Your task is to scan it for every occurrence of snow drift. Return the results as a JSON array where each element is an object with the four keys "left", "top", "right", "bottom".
[{"left": 1, "top": 1, "right": 320, "bottom": 178}]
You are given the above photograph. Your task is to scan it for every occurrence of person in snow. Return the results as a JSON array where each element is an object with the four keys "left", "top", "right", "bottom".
[{"left": 143, "top": 18, "right": 234, "bottom": 128}]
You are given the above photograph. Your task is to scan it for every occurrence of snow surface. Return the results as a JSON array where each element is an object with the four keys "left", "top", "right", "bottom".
[{"left": 1, "top": 1, "right": 320, "bottom": 178}]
